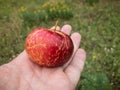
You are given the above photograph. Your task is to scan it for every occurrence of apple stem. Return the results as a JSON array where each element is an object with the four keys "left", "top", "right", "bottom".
[{"left": 54, "top": 20, "right": 58, "bottom": 31}]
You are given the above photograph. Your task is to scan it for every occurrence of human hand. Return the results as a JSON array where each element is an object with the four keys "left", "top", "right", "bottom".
[{"left": 0, "top": 25, "right": 86, "bottom": 90}]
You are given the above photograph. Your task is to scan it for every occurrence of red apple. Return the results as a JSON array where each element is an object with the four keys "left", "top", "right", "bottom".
[{"left": 25, "top": 28, "right": 74, "bottom": 67}]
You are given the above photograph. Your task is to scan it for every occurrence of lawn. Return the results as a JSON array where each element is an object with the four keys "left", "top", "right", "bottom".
[{"left": 0, "top": 0, "right": 120, "bottom": 90}]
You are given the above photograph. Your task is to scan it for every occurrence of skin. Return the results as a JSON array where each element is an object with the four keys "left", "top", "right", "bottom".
[{"left": 0, "top": 25, "right": 86, "bottom": 90}]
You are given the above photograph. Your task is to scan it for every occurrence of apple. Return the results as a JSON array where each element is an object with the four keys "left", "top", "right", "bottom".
[{"left": 25, "top": 27, "right": 74, "bottom": 67}]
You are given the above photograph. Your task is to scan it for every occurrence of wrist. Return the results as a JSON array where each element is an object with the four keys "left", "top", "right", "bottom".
[{"left": 0, "top": 64, "right": 11, "bottom": 89}]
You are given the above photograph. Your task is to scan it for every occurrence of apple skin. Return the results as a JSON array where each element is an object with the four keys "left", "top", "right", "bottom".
[{"left": 25, "top": 28, "right": 74, "bottom": 67}]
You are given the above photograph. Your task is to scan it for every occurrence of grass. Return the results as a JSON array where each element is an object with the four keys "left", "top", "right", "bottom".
[{"left": 0, "top": 0, "right": 120, "bottom": 90}]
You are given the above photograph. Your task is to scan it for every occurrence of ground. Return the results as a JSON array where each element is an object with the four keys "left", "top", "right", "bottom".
[{"left": 0, "top": 0, "right": 120, "bottom": 90}]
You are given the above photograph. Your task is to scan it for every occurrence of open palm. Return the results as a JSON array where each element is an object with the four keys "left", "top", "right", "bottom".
[{"left": 0, "top": 25, "right": 86, "bottom": 90}]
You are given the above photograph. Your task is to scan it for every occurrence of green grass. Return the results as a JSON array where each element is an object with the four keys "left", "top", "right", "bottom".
[{"left": 0, "top": 0, "right": 120, "bottom": 90}]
